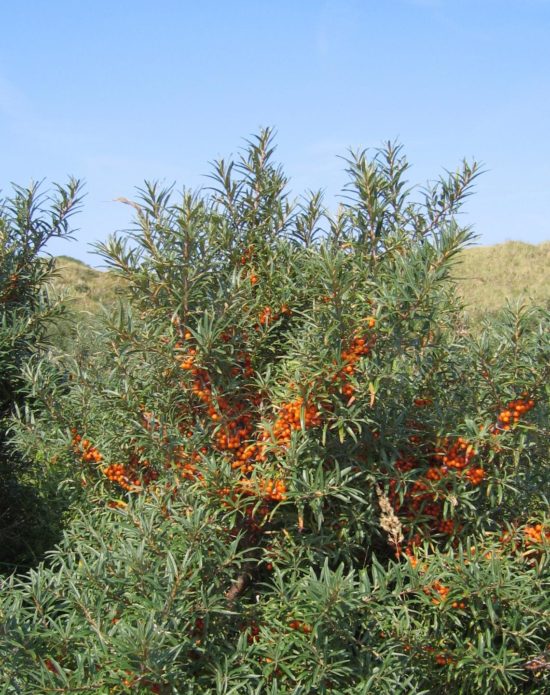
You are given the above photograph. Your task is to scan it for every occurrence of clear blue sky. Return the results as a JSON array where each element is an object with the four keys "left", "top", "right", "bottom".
[{"left": 1, "top": 0, "right": 549, "bottom": 265}]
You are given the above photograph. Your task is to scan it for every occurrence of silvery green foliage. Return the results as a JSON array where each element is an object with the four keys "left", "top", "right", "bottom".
[
  {"left": 2, "top": 134, "right": 548, "bottom": 692},
  {"left": 0, "top": 179, "right": 83, "bottom": 571}
]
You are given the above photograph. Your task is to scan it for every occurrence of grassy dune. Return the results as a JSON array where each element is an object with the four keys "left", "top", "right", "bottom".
[
  {"left": 453, "top": 241, "right": 550, "bottom": 316},
  {"left": 49, "top": 256, "right": 124, "bottom": 314},
  {"left": 49, "top": 241, "right": 550, "bottom": 317}
]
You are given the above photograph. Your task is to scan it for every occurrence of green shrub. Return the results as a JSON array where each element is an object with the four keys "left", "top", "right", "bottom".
[
  {"left": 2, "top": 132, "right": 548, "bottom": 692},
  {"left": 0, "top": 179, "right": 83, "bottom": 572}
]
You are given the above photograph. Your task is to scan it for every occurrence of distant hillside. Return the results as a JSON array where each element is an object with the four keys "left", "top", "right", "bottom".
[
  {"left": 49, "top": 256, "right": 124, "bottom": 314},
  {"left": 453, "top": 241, "right": 550, "bottom": 316},
  {"left": 49, "top": 242, "right": 550, "bottom": 317}
]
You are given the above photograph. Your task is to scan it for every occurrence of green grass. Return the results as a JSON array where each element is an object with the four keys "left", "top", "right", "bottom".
[{"left": 49, "top": 242, "right": 550, "bottom": 318}]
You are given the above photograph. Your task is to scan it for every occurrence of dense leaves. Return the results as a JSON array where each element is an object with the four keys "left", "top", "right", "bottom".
[
  {"left": 0, "top": 179, "right": 83, "bottom": 571},
  {"left": 1, "top": 132, "right": 548, "bottom": 692}
]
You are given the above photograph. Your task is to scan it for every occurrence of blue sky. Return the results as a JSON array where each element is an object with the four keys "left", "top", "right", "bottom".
[{"left": 1, "top": 0, "right": 549, "bottom": 265}]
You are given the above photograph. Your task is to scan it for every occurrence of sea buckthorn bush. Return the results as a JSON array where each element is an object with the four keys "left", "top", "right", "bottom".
[
  {"left": 0, "top": 179, "right": 82, "bottom": 572},
  {"left": 1, "top": 131, "right": 548, "bottom": 693}
]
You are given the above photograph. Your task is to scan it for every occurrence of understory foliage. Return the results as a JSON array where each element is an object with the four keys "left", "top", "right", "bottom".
[{"left": 1, "top": 131, "right": 549, "bottom": 693}]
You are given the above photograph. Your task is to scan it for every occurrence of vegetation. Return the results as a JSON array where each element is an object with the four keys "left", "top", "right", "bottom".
[
  {"left": 0, "top": 180, "right": 83, "bottom": 572},
  {"left": 49, "top": 243, "right": 550, "bottom": 323},
  {"left": 455, "top": 241, "right": 550, "bottom": 318},
  {"left": 0, "top": 132, "right": 548, "bottom": 693},
  {"left": 51, "top": 255, "right": 124, "bottom": 314}
]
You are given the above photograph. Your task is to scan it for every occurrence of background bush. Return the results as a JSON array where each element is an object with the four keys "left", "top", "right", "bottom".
[
  {"left": 0, "top": 180, "right": 82, "bottom": 572},
  {"left": 1, "top": 132, "right": 548, "bottom": 693}
]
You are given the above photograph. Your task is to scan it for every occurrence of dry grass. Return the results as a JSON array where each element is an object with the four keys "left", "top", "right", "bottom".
[
  {"left": 48, "top": 256, "right": 124, "bottom": 314},
  {"left": 453, "top": 241, "right": 550, "bottom": 317}
]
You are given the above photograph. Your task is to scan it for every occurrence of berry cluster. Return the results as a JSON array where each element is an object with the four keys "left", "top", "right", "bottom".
[
  {"left": 232, "top": 477, "right": 287, "bottom": 504},
  {"left": 434, "top": 652, "right": 455, "bottom": 666},
  {"left": 173, "top": 329, "right": 330, "bottom": 505},
  {"left": 243, "top": 621, "right": 261, "bottom": 645},
  {"left": 102, "top": 462, "right": 136, "bottom": 490},
  {"left": 424, "top": 580, "right": 449, "bottom": 605},
  {"left": 288, "top": 619, "right": 312, "bottom": 634},
  {"left": 175, "top": 330, "right": 196, "bottom": 370},
  {"left": 413, "top": 397, "right": 433, "bottom": 408},
  {"left": 257, "top": 477, "right": 287, "bottom": 502},
  {"left": 71, "top": 430, "right": 103, "bottom": 463},
  {"left": 392, "top": 440, "right": 478, "bottom": 543},
  {"left": 383, "top": 632, "right": 456, "bottom": 668},
  {"left": 433, "top": 437, "right": 476, "bottom": 472},
  {"left": 496, "top": 522, "right": 550, "bottom": 565},
  {"left": 390, "top": 394, "right": 537, "bottom": 555},
  {"left": 165, "top": 319, "right": 381, "bottom": 517},
  {"left": 270, "top": 397, "right": 322, "bottom": 445},
  {"left": 334, "top": 323, "right": 375, "bottom": 400},
  {"left": 178, "top": 343, "right": 263, "bottom": 495},
  {"left": 172, "top": 446, "right": 203, "bottom": 481},
  {"left": 102, "top": 451, "right": 158, "bottom": 492},
  {"left": 524, "top": 523, "right": 550, "bottom": 545},
  {"left": 257, "top": 303, "right": 291, "bottom": 328},
  {"left": 238, "top": 244, "right": 259, "bottom": 285},
  {"left": 71, "top": 430, "right": 157, "bottom": 492},
  {"left": 433, "top": 437, "right": 484, "bottom": 485},
  {"left": 495, "top": 395, "right": 535, "bottom": 431}
]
